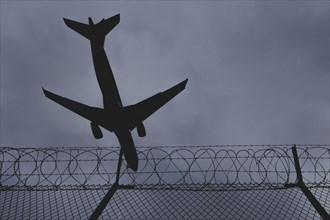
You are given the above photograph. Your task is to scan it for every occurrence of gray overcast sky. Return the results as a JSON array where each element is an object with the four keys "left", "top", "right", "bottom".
[{"left": 1, "top": 1, "right": 329, "bottom": 147}]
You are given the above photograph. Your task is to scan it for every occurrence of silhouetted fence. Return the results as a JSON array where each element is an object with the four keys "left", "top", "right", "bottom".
[
  {"left": 1, "top": 145, "right": 329, "bottom": 219},
  {"left": 1, "top": 145, "right": 329, "bottom": 190}
]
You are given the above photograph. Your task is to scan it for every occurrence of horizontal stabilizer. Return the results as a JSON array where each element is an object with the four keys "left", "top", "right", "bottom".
[
  {"left": 63, "top": 14, "right": 120, "bottom": 41},
  {"left": 63, "top": 18, "right": 91, "bottom": 39},
  {"left": 97, "top": 14, "right": 120, "bottom": 36}
]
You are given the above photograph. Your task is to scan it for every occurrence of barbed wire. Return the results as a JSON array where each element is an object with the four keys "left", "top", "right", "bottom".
[{"left": 0, "top": 145, "right": 329, "bottom": 190}]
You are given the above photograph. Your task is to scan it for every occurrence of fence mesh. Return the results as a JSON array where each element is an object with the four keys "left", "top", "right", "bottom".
[{"left": 1, "top": 145, "right": 329, "bottom": 219}]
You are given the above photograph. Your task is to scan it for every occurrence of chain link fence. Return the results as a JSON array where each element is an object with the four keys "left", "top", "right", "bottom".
[{"left": 1, "top": 145, "right": 329, "bottom": 219}]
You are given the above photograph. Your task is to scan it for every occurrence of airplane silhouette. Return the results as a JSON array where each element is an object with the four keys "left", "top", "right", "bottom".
[{"left": 42, "top": 14, "right": 188, "bottom": 172}]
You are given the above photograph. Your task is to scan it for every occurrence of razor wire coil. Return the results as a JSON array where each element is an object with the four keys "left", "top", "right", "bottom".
[{"left": 0, "top": 145, "right": 329, "bottom": 190}]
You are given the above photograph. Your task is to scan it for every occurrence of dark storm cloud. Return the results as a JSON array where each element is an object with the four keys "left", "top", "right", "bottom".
[{"left": 1, "top": 2, "right": 329, "bottom": 147}]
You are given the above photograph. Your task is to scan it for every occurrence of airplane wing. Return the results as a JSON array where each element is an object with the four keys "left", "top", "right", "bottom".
[
  {"left": 42, "top": 88, "right": 103, "bottom": 123},
  {"left": 123, "top": 79, "right": 188, "bottom": 131}
]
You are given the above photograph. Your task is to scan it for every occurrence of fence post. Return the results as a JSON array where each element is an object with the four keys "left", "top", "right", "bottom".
[
  {"left": 291, "top": 145, "right": 330, "bottom": 220},
  {"left": 89, "top": 148, "right": 124, "bottom": 220}
]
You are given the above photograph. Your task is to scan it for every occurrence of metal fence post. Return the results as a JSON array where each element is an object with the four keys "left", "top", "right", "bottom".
[
  {"left": 89, "top": 148, "right": 124, "bottom": 220},
  {"left": 291, "top": 145, "right": 330, "bottom": 220}
]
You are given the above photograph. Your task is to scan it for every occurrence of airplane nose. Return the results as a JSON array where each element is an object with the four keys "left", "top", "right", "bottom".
[
  {"left": 128, "top": 162, "right": 138, "bottom": 172},
  {"left": 125, "top": 153, "right": 138, "bottom": 172}
]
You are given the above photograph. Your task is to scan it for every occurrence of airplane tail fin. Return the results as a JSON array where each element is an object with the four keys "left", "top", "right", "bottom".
[{"left": 63, "top": 14, "right": 120, "bottom": 42}]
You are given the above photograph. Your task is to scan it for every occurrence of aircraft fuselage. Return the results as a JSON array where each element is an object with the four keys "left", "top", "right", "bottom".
[
  {"left": 90, "top": 41, "right": 123, "bottom": 112},
  {"left": 43, "top": 14, "right": 188, "bottom": 172},
  {"left": 89, "top": 39, "right": 138, "bottom": 170}
]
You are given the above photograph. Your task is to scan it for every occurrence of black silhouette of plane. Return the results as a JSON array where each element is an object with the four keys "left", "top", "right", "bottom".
[{"left": 42, "top": 14, "right": 188, "bottom": 172}]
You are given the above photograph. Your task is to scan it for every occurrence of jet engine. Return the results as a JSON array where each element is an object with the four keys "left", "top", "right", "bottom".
[
  {"left": 137, "top": 122, "right": 146, "bottom": 137},
  {"left": 90, "top": 122, "right": 103, "bottom": 139}
]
